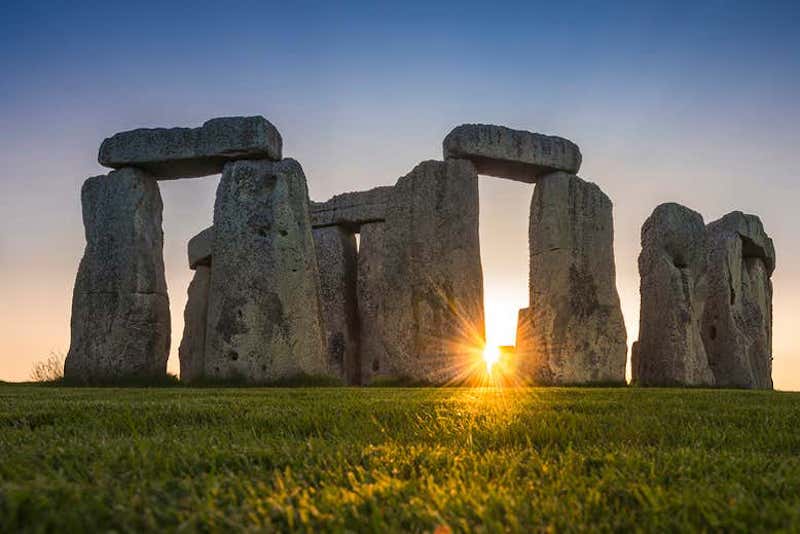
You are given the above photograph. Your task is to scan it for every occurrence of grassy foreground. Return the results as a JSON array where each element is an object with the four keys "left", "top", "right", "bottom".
[{"left": 1, "top": 386, "right": 799, "bottom": 532}]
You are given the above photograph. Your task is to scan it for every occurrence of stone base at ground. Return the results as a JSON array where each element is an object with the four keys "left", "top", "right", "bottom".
[
  {"left": 65, "top": 168, "right": 170, "bottom": 383},
  {"left": 203, "top": 159, "right": 328, "bottom": 383},
  {"left": 515, "top": 172, "right": 627, "bottom": 384}
]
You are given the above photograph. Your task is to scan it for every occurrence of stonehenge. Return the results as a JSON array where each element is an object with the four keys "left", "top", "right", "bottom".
[
  {"left": 632, "top": 205, "right": 775, "bottom": 389},
  {"left": 67, "top": 114, "right": 776, "bottom": 389}
]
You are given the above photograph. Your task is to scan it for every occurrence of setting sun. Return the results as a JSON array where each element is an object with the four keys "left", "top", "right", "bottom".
[{"left": 483, "top": 345, "right": 501, "bottom": 374}]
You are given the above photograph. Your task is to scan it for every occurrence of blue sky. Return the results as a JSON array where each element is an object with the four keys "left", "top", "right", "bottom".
[{"left": 1, "top": 0, "right": 798, "bottom": 386}]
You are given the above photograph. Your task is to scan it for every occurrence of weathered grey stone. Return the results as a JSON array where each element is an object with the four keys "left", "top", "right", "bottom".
[
  {"left": 179, "top": 265, "right": 211, "bottom": 383},
  {"left": 310, "top": 186, "right": 393, "bottom": 230},
  {"left": 99, "top": 116, "right": 282, "bottom": 179},
  {"left": 515, "top": 172, "right": 627, "bottom": 384},
  {"left": 357, "top": 222, "right": 388, "bottom": 384},
  {"left": 702, "top": 212, "right": 774, "bottom": 389},
  {"left": 380, "top": 159, "right": 485, "bottom": 384},
  {"left": 188, "top": 226, "right": 214, "bottom": 269},
  {"left": 443, "top": 124, "right": 582, "bottom": 183},
  {"left": 632, "top": 203, "right": 713, "bottom": 386},
  {"left": 203, "top": 159, "right": 328, "bottom": 383},
  {"left": 65, "top": 168, "right": 170, "bottom": 383},
  {"left": 313, "top": 225, "right": 360, "bottom": 384}
]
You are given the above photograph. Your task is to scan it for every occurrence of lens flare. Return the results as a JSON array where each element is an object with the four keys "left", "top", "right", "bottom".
[{"left": 483, "top": 345, "right": 501, "bottom": 374}]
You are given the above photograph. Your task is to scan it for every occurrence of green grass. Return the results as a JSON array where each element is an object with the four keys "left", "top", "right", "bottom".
[{"left": 1, "top": 386, "right": 799, "bottom": 532}]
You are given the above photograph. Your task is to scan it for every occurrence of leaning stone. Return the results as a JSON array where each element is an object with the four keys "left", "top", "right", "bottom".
[
  {"left": 310, "top": 186, "right": 394, "bottom": 230},
  {"left": 188, "top": 226, "right": 214, "bottom": 269},
  {"left": 313, "top": 226, "right": 360, "bottom": 384},
  {"left": 64, "top": 168, "right": 170, "bottom": 383},
  {"left": 702, "top": 212, "right": 774, "bottom": 388},
  {"left": 204, "top": 159, "right": 329, "bottom": 383},
  {"left": 357, "top": 222, "right": 387, "bottom": 383},
  {"left": 443, "top": 124, "right": 582, "bottom": 183},
  {"left": 381, "top": 159, "right": 485, "bottom": 384},
  {"left": 515, "top": 172, "right": 627, "bottom": 384},
  {"left": 632, "top": 203, "right": 713, "bottom": 386},
  {"left": 99, "top": 116, "right": 282, "bottom": 179},
  {"left": 179, "top": 265, "right": 211, "bottom": 383}
]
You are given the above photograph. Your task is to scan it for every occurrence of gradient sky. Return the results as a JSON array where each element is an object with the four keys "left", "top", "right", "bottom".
[{"left": 1, "top": 1, "right": 798, "bottom": 388}]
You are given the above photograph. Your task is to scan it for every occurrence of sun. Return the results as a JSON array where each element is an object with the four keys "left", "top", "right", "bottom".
[{"left": 483, "top": 345, "right": 501, "bottom": 374}]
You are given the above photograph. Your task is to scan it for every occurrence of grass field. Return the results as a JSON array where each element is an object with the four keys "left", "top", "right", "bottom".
[{"left": 1, "top": 385, "right": 799, "bottom": 532}]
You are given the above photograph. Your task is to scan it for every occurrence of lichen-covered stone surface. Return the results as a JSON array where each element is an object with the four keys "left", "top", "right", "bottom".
[
  {"left": 99, "top": 116, "right": 282, "bottom": 179},
  {"left": 313, "top": 226, "right": 360, "bottom": 384},
  {"left": 179, "top": 265, "right": 211, "bottom": 383},
  {"left": 515, "top": 172, "right": 627, "bottom": 384},
  {"left": 188, "top": 226, "right": 214, "bottom": 269},
  {"left": 633, "top": 203, "right": 713, "bottom": 386},
  {"left": 702, "top": 212, "right": 775, "bottom": 389},
  {"left": 310, "top": 186, "right": 393, "bottom": 229},
  {"left": 357, "top": 222, "right": 388, "bottom": 383},
  {"left": 65, "top": 168, "right": 170, "bottom": 383},
  {"left": 203, "top": 159, "right": 328, "bottom": 383},
  {"left": 442, "top": 124, "right": 582, "bottom": 183},
  {"left": 381, "top": 159, "right": 485, "bottom": 384}
]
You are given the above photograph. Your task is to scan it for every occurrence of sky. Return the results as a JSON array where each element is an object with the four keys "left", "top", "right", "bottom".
[{"left": 1, "top": 0, "right": 798, "bottom": 388}]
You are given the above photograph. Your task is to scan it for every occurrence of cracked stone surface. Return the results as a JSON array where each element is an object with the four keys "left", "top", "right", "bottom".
[
  {"left": 99, "top": 116, "right": 282, "bottom": 179},
  {"left": 632, "top": 203, "right": 713, "bottom": 386},
  {"left": 65, "top": 167, "right": 170, "bottom": 383},
  {"left": 702, "top": 212, "right": 774, "bottom": 389},
  {"left": 203, "top": 159, "right": 328, "bottom": 383},
  {"left": 443, "top": 124, "right": 582, "bottom": 183},
  {"left": 516, "top": 172, "right": 626, "bottom": 384},
  {"left": 310, "top": 186, "right": 393, "bottom": 230}
]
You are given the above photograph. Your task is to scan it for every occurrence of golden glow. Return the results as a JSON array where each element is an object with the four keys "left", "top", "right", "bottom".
[{"left": 483, "top": 345, "right": 501, "bottom": 374}]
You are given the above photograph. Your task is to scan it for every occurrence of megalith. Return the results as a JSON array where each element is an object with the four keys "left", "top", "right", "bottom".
[
  {"left": 312, "top": 225, "right": 360, "bottom": 384},
  {"left": 515, "top": 172, "right": 627, "bottom": 384},
  {"left": 203, "top": 159, "right": 328, "bottom": 383},
  {"left": 357, "top": 222, "right": 388, "bottom": 383},
  {"left": 310, "top": 186, "right": 393, "bottom": 229},
  {"left": 65, "top": 167, "right": 170, "bottom": 383},
  {"left": 99, "top": 116, "right": 282, "bottom": 179},
  {"left": 381, "top": 159, "right": 485, "bottom": 384},
  {"left": 443, "top": 124, "right": 582, "bottom": 183},
  {"left": 702, "top": 212, "right": 775, "bottom": 389},
  {"left": 632, "top": 203, "right": 713, "bottom": 386},
  {"left": 179, "top": 264, "right": 211, "bottom": 383}
]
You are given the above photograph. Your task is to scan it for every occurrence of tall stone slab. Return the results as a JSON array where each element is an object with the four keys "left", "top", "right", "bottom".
[
  {"left": 702, "top": 212, "right": 775, "bottom": 389},
  {"left": 381, "top": 159, "right": 485, "bottom": 384},
  {"left": 313, "top": 226, "right": 360, "bottom": 384},
  {"left": 179, "top": 265, "right": 211, "bottom": 383},
  {"left": 358, "top": 222, "right": 388, "bottom": 383},
  {"left": 632, "top": 203, "right": 713, "bottom": 386},
  {"left": 65, "top": 168, "right": 170, "bottom": 383},
  {"left": 516, "top": 172, "right": 627, "bottom": 384},
  {"left": 204, "top": 159, "right": 328, "bottom": 383}
]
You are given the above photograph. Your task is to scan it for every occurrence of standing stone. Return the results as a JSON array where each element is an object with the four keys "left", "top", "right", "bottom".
[
  {"left": 188, "top": 226, "right": 214, "bottom": 269},
  {"left": 179, "top": 265, "right": 211, "bottom": 383},
  {"left": 65, "top": 168, "right": 170, "bottom": 383},
  {"left": 516, "top": 172, "right": 627, "bottom": 384},
  {"left": 313, "top": 226, "right": 360, "bottom": 384},
  {"left": 443, "top": 124, "right": 582, "bottom": 183},
  {"left": 99, "top": 116, "right": 282, "bottom": 179},
  {"left": 358, "top": 222, "right": 388, "bottom": 383},
  {"left": 204, "top": 159, "right": 328, "bottom": 383},
  {"left": 381, "top": 159, "right": 485, "bottom": 384},
  {"left": 702, "top": 212, "right": 775, "bottom": 389},
  {"left": 632, "top": 203, "right": 713, "bottom": 386}
]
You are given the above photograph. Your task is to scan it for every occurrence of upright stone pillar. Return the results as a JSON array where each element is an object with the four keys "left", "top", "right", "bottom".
[
  {"left": 381, "top": 159, "right": 485, "bottom": 384},
  {"left": 516, "top": 172, "right": 627, "bottom": 384},
  {"left": 358, "top": 222, "right": 387, "bottom": 383},
  {"left": 179, "top": 227, "right": 213, "bottom": 383},
  {"left": 204, "top": 159, "right": 328, "bottom": 383},
  {"left": 702, "top": 212, "right": 775, "bottom": 389},
  {"left": 313, "top": 225, "right": 360, "bottom": 384},
  {"left": 632, "top": 203, "right": 713, "bottom": 386},
  {"left": 65, "top": 168, "right": 170, "bottom": 383}
]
